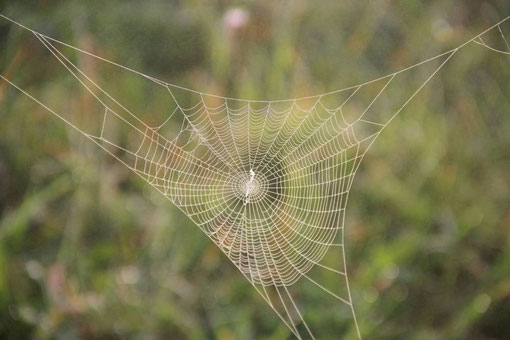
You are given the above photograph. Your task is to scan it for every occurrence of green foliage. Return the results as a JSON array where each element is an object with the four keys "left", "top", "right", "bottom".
[{"left": 1, "top": 1, "right": 510, "bottom": 339}]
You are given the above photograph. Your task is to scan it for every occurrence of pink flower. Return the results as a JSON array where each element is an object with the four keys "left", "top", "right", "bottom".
[{"left": 223, "top": 8, "right": 249, "bottom": 33}]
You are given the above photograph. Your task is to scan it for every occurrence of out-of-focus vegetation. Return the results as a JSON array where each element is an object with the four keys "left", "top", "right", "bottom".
[{"left": 1, "top": 1, "right": 510, "bottom": 339}]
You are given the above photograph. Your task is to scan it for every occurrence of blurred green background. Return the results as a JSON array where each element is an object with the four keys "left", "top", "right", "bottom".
[{"left": 1, "top": 1, "right": 510, "bottom": 339}]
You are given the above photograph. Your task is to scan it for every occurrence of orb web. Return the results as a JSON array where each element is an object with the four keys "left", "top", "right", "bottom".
[{"left": 0, "top": 13, "right": 509, "bottom": 339}]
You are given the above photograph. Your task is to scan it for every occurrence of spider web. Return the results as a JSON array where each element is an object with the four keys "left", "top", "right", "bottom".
[{"left": 1, "top": 14, "right": 509, "bottom": 339}]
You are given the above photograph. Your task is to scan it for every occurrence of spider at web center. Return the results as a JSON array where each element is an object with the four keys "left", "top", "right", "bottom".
[
  {"left": 231, "top": 168, "right": 269, "bottom": 205},
  {"left": 244, "top": 169, "right": 257, "bottom": 204}
]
